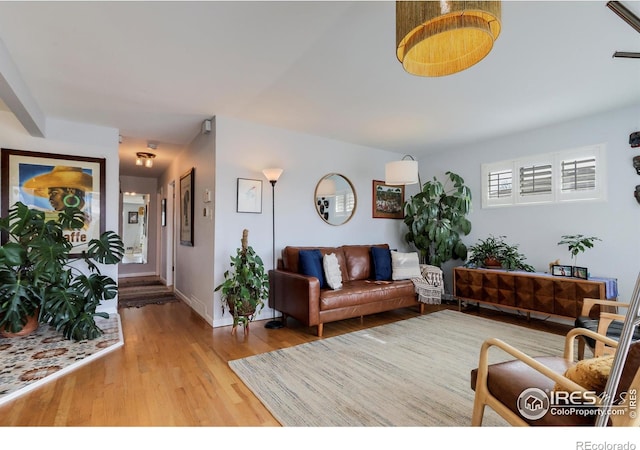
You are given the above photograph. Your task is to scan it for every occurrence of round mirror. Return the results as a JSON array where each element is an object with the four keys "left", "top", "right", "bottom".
[{"left": 314, "top": 173, "right": 357, "bottom": 226}]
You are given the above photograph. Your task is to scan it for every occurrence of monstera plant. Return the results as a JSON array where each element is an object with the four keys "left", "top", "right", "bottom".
[
  {"left": 403, "top": 171, "right": 472, "bottom": 267},
  {"left": 0, "top": 202, "right": 124, "bottom": 340}
]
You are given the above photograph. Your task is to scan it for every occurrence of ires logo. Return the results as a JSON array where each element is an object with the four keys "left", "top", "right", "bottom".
[{"left": 517, "top": 388, "right": 635, "bottom": 420}]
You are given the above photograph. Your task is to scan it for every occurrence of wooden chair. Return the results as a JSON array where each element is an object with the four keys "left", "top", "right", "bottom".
[
  {"left": 575, "top": 298, "right": 640, "bottom": 359},
  {"left": 471, "top": 273, "right": 640, "bottom": 427}
]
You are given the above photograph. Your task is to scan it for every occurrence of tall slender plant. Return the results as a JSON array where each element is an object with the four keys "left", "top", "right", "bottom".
[
  {"left": 403, "top": 171, "right": 472, "bottom": 267},
  {"left": 557, "top": 234, "right": 601, "bottom": 267}
]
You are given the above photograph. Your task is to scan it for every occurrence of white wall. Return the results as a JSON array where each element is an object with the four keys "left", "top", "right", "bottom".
[
  {"left": 213, "top": 116, "right": 414, "bottom": 328},
  {"left": 421, "top": 104, "right": 640, "bottom": 301},
  {"left": 158, "top": 122, "right": 215, "bottom": 322},
  {"left": 0, "top": 111, "right": 121, "bottom": 313}
]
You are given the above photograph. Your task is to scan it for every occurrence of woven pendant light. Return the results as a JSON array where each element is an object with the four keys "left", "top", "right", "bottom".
[{"left": 396, "top": 1, "right": 501, "bottom": 77}]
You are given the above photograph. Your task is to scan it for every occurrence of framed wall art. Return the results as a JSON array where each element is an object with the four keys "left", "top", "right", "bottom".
[
  {"left": 1, "top": 148, "right": 106, "bottom": 255},
  {"left": 180, "top": 167, "right": 195, "bottom": 246},
  {"left": 128, "top": 211, "right": 138, "bottom": 224},
  {"left": 372, "top": 180, "right": 404, "bottom": 219},
  {"left": 161, "top": 198, "right": 167, "bottom": 227},
  {"left": 237, "top": 178, "right": 262, "bottom": 213}
]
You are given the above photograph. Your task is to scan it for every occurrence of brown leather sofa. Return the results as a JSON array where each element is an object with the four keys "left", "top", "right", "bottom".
[{"left": 268, "top": 244, "right": 423, "bottom": 337}]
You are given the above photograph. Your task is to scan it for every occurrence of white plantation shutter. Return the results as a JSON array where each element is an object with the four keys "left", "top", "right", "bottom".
[
  {"left": 481, "top": 144, "right": 605, "bottom": 208},
  {"left": 519, "top": 163, "right": 552, "bottom": 196},
  {"left": 488, "top": 169, "right": 512, "bottom": 199},
  {"left": 561, "top": 157, "right": 596, "bottom": 192}
]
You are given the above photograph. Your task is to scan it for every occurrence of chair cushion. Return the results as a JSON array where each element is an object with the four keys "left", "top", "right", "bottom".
[
  {"left": 371, "top": 246, "right": 392, "bottom": 281},
  {"left": 299, "top": 249, "right": 326, "bottom": 288},
  {"left": 575, "top": 316, "right": 640, "bottom": 349},
  {"left": 471, "top": 356, "right": 595, "bottom": 426}
]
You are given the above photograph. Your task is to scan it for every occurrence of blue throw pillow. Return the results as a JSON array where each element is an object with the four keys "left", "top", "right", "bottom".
[
  {"left": 371, "top": 246, "right": 392, "bottom": 281},
  {"left": 299, "top": 249, "right": 326, "bottom": 288}
]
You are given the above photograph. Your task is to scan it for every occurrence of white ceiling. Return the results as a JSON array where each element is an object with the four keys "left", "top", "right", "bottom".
[{"left": 0, "top": 1, "right": 638, "bottom": 178}]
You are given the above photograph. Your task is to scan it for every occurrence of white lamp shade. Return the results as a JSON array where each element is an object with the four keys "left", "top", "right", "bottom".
[
  {"left": 262, "top": 168, "right": 283, "bottom": 182},
  {"left": 385, "top": 160, "right": 419, "bottom": 185}
]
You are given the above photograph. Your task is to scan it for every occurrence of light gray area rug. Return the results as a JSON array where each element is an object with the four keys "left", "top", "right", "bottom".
[{"left": 229, "top": 309, "right": 568, "bottom": 426}]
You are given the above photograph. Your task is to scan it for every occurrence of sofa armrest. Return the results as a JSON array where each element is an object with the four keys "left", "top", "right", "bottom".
[{"left": 269, "top": 269, "right": 321, "bottom": 326}]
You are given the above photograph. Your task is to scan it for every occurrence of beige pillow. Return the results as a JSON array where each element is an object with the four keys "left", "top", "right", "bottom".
[
  {"left": 554, "top": 354, "right": 614, "bottom": 393},
  {"left": 391, "top": 251, "right": 421, "bottom": 280},
  {"left": 323, "top": 253, "right": 343, "bottom": 290}
]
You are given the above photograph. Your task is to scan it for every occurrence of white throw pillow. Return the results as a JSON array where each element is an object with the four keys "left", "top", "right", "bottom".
[
  {"left": 391, "top": 251, "right": 421, "bottom": 280},
  {"left": 323, "top": 253, "right": 343, "bottom": 290}
]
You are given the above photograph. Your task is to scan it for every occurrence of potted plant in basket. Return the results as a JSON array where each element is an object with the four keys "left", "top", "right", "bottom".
[
  {"left": 0, "top": 202, "right": 124, "bottom": 340},
  {"left": 466, "top": 235, "right": 535, "bottom": 272},
  {"left": 214, "top": 229, "right": 268, "bottom": 335}
]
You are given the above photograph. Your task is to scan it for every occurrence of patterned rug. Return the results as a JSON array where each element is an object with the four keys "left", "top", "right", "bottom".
[
  {"left": 0, "top": 314, "right": 123, "bottom": 406},
  {"left": 118, "top": 280, "right": 179, "bottom": 309},
  {"left": 229, "top": 309, "right": 568, "bottom": 426}
]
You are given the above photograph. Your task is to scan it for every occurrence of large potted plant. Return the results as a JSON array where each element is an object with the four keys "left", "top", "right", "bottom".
[
  {"left": 214, "top": 229, "right": 268, "bottom": 335},
  {"left": 0, "top": 202, "right": 124, "bottom": 340},
  {"left": 466, "top": 235, "right": 535, "bottom": 272},
  {"left": 403, "top": 171, "right": 472, "bottom": 267}
]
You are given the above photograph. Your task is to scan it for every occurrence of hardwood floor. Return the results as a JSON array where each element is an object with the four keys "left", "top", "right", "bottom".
[{"left": 0, "top": 299, "right": 571, "bottom": 426}]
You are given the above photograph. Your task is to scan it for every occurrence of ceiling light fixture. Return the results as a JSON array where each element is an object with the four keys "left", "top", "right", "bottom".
[
  {"left": 136, "top": 152, "right": 156, "bottom": 168},
  {"left": 396, "top": 1, "right": 501, "bottom": 77}
]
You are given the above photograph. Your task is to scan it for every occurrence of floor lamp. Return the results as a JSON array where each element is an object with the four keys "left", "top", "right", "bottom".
[{"left": 263, "top": 168, "right": 284, "bottom": 329}]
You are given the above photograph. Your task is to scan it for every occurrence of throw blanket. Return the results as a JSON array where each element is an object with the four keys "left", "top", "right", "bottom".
[{"left": 412, "top": 264, "right": 444, "bottom": 304}]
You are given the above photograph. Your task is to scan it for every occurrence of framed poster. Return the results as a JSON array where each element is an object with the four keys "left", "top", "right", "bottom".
[
  {"left": 1, "top": 148, "right": 105, "bottom": 255},
  {"left": 237, "top": 178, "right": 262, "bottom": 213},
  {"left": 372, "top": 180, "right": 404, "bottom": 219},
  {"left": 180, "top": 168, "right": 194, "bottom": 246},
  {"left": 128, "top": 211, "right": 138, "bottom": 224}
]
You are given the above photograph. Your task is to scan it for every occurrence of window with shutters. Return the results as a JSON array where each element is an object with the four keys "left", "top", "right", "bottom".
[{"left": 481, "top": 144, "right": 606, "bottom": 208}]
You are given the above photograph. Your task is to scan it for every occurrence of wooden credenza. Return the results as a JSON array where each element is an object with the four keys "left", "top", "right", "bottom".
[{"left": 453, "top": 267, "right": 617, "bottom": 319}]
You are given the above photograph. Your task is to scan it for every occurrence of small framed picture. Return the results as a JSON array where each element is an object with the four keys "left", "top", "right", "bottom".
[
  {"left": 573, "top": 266, "right": 588, "bottom": 280},
  {"left": 552, "top": 264, "right": 573, "bottom": 277},
  {"left": 128, "top": 211, "right": 138, "bottom": 224},
  {"left": 372, "top": 180, "right": 405, "bottom": 219},
  {"left": 237, "top": 178, "right": 262, "bottom": 213}
]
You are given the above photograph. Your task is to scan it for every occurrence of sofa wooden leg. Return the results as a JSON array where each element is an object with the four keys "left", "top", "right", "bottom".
[
  {"left": 317, "top": 323, "right": 323, "bottom": 337},
  {"left": 419, "top": 303, "right": 425, "bottom": 314}
]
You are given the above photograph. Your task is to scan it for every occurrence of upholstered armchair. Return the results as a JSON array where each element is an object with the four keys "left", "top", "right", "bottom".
[{"left": 472, "top": 272, "right": 640, "bottom": 427}]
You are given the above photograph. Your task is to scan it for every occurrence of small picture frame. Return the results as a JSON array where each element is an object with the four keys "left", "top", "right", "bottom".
[
  {"left": 372, "top": 180, "right": 405, "bottom": 219},
  {"left": 552, "top": 264, "right": 573, "bottom": 277},
  {"left": 573, "top": 266, "right": 588, "bottom": 280},
  {"left": 237, "top": 178, "right": 262, "bottom": 213},
  {"left": 128, "top": 211, "right": 138, "bottom": 224}
]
